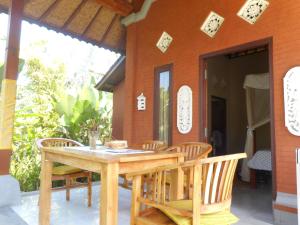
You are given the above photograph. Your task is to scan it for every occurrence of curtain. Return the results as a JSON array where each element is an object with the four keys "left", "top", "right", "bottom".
[{"left": 240, "top": 73, "right": 270, "bottom": 182}]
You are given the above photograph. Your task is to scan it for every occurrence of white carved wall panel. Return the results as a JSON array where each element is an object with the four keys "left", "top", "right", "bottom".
[
  {"left": 177, "top": 85, "right": 193, "bottom": 134},
  {"left": 237, "top": 0, "right": 269, "bottom": 24},
  {"left": 200, "top": 11, "right": 224, "bottom": 38},
  {"left": 284, "top": 67, "right": 300, "bottom": 136},
  {"left": 156, "top": 32, "right": 173, "bottom": 53}
]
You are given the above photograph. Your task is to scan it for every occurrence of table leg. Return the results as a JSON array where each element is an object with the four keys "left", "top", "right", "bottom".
[
  {"left": 169, "top": 156, "right": 184, "bottom": 200},
  {"left": 130, "top": 175, "right": 141, "bottom": 225},
  {"left": 39, "top": 152, "right": 53, "bottom": 225},
  {"left": 100, "top": 163, "right": 119, "bottom": 225}
]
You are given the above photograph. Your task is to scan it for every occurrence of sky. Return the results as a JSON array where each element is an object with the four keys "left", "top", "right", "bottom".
[{"left": 0, "top": 13, "right": 120, "bottom": 80}]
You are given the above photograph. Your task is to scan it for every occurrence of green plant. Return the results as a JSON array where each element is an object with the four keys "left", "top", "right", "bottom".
[
  {"left": 11, "top": 58, "right": 63, "bottom": 191},
  {"left": 11, "top": 106, "right": 60, "bottom": 191},
  {"left": 55, "top": 78, "right": 112, "bottom": 145},
  {"left": 10, "top": 57, "right": 113, "bottom": 191}
]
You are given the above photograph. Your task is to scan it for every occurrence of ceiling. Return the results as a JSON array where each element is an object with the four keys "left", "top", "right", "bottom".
[{"left": 0, "top": 0, "right": 139, "bottom": 53}]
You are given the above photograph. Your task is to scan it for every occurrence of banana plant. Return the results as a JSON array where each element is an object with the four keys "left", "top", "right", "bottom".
[{"left": 54, "top": 79, "right": 112, "bottom": 145}]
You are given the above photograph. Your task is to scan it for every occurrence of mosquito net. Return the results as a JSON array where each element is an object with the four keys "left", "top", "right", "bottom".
[{"left": 240, "top": 73, "right": 270, "bottom": 182}]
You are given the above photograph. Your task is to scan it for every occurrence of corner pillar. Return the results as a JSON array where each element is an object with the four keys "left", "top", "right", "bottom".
[
  {"left": 123, "top": 23, "right": 137, "bottom": 146},
  {"left": 0, "top": 0, "right": 24, "bottom": 175}
]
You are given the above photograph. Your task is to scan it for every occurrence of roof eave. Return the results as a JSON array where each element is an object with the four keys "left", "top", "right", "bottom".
[{"left": 0, "top": 7, "right": 126, "bottom": 54}]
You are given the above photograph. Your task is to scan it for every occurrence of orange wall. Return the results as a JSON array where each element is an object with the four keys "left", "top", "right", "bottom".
[
  {"left": 123, "top": 0, "right": 300, "bottom": 195},
  {"left": 112, "top": 80, "right": 125, "bottom": 139}
]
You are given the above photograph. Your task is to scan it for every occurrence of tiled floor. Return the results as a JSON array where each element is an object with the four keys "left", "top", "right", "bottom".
[
  {"left": 0, "top": 207, "right": 27, "bottom": 225},
  {"left": 232, "top": 182, "right": 273, "bottom": 225},
  {"left": 11, "top": 182, "right": 274, "bottom": 225}
]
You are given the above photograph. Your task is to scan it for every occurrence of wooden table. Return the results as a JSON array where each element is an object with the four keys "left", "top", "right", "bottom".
[{"left": 39, "top": 147, "right": 184, "bottom": 225}]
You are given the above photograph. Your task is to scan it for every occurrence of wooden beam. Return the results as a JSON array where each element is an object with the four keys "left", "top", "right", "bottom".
[
  {"left": 95, "top": 0, "right": 133, "bottom": 16},
  {"left": 38, "top": 0, "right": 60, "bottom": 21},
  {"left": 62, "top": 0, "right": 88, "bottom": 29},
  {"left": 0, "top": 0, "right": 24, "bottom": 175},
  {"left": 100, "top": 14, "right": 118, "bottom": 43},
  {"left": 82, "top": 6, "right": 103, "bottom": 36}
]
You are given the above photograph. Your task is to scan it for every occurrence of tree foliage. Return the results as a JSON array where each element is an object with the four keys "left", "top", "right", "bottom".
[{"left": 11, "top": 58, "right": 112, "bottom": 191}]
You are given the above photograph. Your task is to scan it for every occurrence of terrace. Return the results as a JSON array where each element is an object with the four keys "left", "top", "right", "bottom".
[{"left": 0, "top": 0, "right": 299, "bottom": 225}]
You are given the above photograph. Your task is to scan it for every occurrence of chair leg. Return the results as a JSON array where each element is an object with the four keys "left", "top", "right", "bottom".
[
  {"left": 88, "top": 172, "right": 92, "bottom": 207},
  {"left": 66, "top": 177, "right": 71, "bottom": 201}
]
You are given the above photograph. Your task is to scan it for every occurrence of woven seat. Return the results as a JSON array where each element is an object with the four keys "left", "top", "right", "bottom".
[
  {"left": 52, "top": 165, "right": 83, "bottom": 176},
  {"left": 36, "top": 138, "right": 92, "bottom": 207},
  {"left": 136, "top": 207, "right": 238, "bottom": 225}
]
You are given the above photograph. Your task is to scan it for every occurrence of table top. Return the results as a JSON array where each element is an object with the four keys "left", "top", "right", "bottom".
[{"left": 42, "top": 146, "right": 184, "bottom": 164}]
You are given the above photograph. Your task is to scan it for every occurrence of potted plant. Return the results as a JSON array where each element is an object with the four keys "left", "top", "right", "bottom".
[{"left": 87, "top": 118, "right": 100, "bottom": 149}]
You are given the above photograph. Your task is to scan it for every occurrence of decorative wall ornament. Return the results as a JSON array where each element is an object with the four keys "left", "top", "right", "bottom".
[
  {"left": 237, "top": 0, "right": 269, "bottom": 24},
  {"left": 137, "top": 93, "right": 146, "bottom": 111},
  {"left": 156, "top": 32, "right": 173, "bottom": 53},
  {"left": 284, "top": 67, "right": 300, "bottom": 136},
  {"left": 200, "top": 11, "right": 224, "bottom": 38},
  {"left": 177, "top": 85, "right": 193, "bottom": 134}
]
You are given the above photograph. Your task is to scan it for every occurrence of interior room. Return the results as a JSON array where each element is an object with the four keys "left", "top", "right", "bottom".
[{"left": 206, "top": 46, "right": 273, "bottom": 222}]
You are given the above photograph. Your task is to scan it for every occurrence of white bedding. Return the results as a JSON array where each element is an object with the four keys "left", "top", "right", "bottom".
[{"left": 247, "top": 150, "right": 272, "bottom": 171}]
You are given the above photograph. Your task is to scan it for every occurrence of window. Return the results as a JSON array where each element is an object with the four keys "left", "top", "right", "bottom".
[{"left": 154, "top": 64, "right": 173, "bottom": 145}]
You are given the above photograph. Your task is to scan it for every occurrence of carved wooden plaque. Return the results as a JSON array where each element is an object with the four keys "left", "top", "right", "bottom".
[
  {"left": 177, "top": 85, "right": 193, "bottom": 134},
  {"left": 284, "top": 67, "right": 300, "bottom": 136}
]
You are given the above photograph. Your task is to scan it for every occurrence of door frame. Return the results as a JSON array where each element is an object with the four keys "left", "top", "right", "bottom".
[
  {"left": 153, "top": 63, "right": 173, "bottom": 146},
  {"left": 199, "top": 37, "right": 276, "bottom": 199}
]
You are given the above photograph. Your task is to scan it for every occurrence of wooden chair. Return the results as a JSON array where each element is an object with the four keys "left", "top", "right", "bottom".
[
  {"left": 121, "top": 140, "right": 167, "bottom": 189},
  {"left": 36, "top": 138, "right": 92, "bottom": 207},
  {"left": 167, "top": 142, "right": 212, "bottom": 161},
  {"left": 164, "top": 142, "right": 212, "bottom": 194},
  {"left": 129, "top": 153, "right": 247, "bottom": 225},
  {"left": 142, "top": 140, "right": 168, "bottom": 152}
]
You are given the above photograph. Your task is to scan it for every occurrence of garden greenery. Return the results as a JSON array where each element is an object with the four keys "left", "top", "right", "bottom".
[{"left": 10, "top": 58, "right": 112, "bottom": 191}]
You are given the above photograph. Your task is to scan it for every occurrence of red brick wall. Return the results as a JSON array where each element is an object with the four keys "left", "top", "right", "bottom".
[
  {"left": 123, "top": 0, "right": 300, "bottom": 195},
  {"left": 112, "top": 80, "right": 125, "bottom": 139}
]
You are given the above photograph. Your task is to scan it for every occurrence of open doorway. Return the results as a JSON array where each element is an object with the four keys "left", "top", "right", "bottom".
[{"left": 201, "top": 41, "right": 274, "bottom": 223}]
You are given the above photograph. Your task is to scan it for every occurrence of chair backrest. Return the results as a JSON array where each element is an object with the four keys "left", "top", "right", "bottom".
[
  {"left": 168, "top": 142, "right": 212, "bottom": 161},
  {"left": 193, "top": 153, "right": 246, "bottom": 212},
  {"left": 36, "top": 138, "right": 83, "bottom": 149},
  {"left": 142, "top": 140, "right": 167, "bottom": 152},
  {"left": 129, "top": 153, "right": 246, "bottom": 221}
]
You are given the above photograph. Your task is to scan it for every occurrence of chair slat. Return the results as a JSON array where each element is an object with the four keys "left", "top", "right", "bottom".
[
  {"left": 204, "top": 163, "right": 214, "bottom": 204},
  {"left": 221, "top": 160, "right": 235, "bottom": 201},
  {"left": 157, "top": 171, "right": 162, "bottom": 203},
  {"left": 217, "top": 161, "right": 229, "bottom": 202},
  {"left": 162, "top": 171, "right": 166, "bottom": 204},
  {"left": 211, "top": 161, "right": 222, "bottom": 204},
  {"left": 226, "top": 159, "right": 239, "bottom": 199}
]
